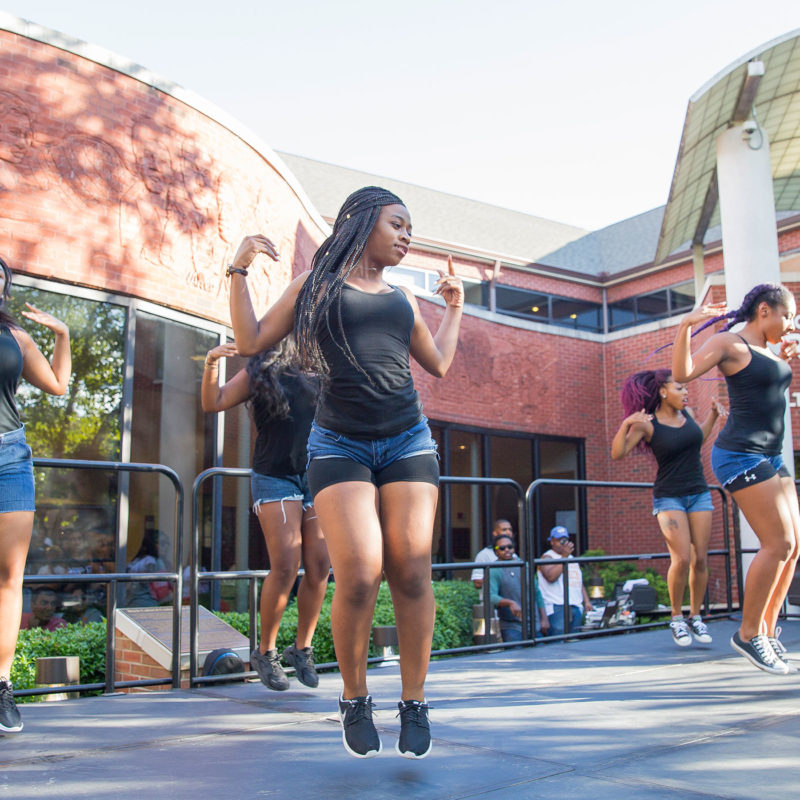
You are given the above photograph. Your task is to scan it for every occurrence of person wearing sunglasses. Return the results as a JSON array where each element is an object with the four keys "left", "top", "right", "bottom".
[
  {"left": 538, "top": 526, "right": 593, "bottom": 637},
  {"left": 488, "top": 535, "right": 549, "bottom": 641}
]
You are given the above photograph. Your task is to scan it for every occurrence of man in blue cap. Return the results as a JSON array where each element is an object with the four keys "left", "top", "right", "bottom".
[{"left": 538, "top": 526, "right": 593, "bottom": 636}]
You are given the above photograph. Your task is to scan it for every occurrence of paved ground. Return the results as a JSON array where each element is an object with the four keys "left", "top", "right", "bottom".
[{"left": 2, "top": 617, "right": 799, "bottom": 799}]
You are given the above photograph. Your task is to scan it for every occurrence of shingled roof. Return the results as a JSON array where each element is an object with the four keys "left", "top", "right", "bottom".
[{"left": 278, "top": 153, "right": 588, "bottom": 264}]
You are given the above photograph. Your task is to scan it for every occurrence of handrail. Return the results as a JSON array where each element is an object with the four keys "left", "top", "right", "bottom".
[
  {"left": 525, "top": 477, "right": 734, "bottom": 639},
  {"left": 22, "top": 458, "right": 184, "bottom": 695}
]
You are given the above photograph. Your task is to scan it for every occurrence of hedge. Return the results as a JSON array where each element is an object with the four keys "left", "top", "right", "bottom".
[{"left": 12, "top": 579, "right": 478, "bottom": 701}]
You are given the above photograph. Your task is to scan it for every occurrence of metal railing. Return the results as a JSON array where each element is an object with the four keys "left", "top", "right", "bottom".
[{"left": 18, "top": 458, "right": 183, "bottom": 697}]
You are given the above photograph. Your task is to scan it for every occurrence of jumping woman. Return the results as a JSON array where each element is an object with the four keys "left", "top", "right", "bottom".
[
  {"left": 611, "top": 369, "right": 725, "bottom": 647},
  {"left": 201, "top": 337, "right": 328, "bottom": 691},
  {"left": 0, "top": 257, "right": 71, "bottom": 733},
  {"left": 672, "top": 283, "right": 800, "bottom": 674},
  {"left": 227, "top": 187, "right": 463, "bottom": 759}
]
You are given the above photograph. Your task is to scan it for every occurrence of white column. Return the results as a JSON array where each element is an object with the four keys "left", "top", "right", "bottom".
[{"left": 716, "top": 122, "right": 794, "bottom": 583}]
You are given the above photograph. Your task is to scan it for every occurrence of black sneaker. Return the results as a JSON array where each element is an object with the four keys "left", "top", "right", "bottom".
[
  {"left": 338, "top": 695, "right": 381, "bottom": 758},
  {"left": 283, "top": 644, "right": 319, "bottom": 688},
  {"left": 250, "top": 648, "right": 289, "bottom": 691},
  {"left": 0, "top": 679, "right": 22, "bottom": 733},
  {"left": 688, "top": 616, "right": 712, "bottom": 644},
  {"left": 396, "top": 699, "right": 432, "bottom": 759},
  {"left": 730, "top": 631, "right": 789, "bottom": 675}
]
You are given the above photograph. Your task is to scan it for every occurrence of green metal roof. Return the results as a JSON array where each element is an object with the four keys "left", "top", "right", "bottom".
[{"left": 656, "top": 29, "right": 800, "bottom": 263}]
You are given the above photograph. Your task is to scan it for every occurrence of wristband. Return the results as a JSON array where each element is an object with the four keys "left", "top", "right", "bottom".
[{"left": 226, "top": 265, "right": 248, "bottom": 277}]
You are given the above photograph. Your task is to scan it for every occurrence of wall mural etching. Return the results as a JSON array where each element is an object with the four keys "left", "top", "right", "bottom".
[{"left": 0, "top": 40, "right": 321, "bottom": 319}]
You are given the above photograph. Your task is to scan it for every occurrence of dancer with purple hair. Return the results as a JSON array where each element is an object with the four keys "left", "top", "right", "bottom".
[
  {"left": 672, "top": 283, "right": 800, "bottom": 674},
  {"left": 611, "top": 369, "right": 726, "bottom": 647}
]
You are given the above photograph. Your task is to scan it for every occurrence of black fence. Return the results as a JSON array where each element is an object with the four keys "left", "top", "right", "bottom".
[{"left": 19, "top": 461, "right": 748, "bottom": 697}]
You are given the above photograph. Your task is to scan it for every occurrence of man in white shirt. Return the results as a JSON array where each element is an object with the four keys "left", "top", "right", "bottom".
[{"left": 538, "top": 526, "right": 593, "bottom": 636}]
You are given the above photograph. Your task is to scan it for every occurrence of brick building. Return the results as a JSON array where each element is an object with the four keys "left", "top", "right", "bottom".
[{"left": 2, "top": 15, "right": 799, "bottom": 607}]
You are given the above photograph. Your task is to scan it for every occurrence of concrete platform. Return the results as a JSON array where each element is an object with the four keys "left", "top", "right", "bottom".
[{"left": 2, "top": 617, "right": 799, "bottom": 799}]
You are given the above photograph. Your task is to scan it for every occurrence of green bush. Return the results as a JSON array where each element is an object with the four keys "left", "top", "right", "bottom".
[
  {"left": 216, "top": 579, "right": 478, "bottom": 662},
  {"left": 12, "top": 622, "right": 106, "bottom": 702},
  {"left": 582, "top": 548, "right": 671, "bottom": 607}
]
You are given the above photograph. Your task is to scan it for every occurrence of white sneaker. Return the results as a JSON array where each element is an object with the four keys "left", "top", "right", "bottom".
[
  {"left": 670, "top": 617, "right": 692, "bottom": 647},
  {"left": 767, "top": 627, "right": 798, "bottom": 673}
]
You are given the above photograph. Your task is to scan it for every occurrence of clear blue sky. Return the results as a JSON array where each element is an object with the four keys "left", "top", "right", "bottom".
[{"left": 3, "top": 1, "right": 798, "bottom": 230}]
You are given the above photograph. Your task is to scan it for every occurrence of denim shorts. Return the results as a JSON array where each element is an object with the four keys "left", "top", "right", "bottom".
[
  {"left": 711, "top": 446, "right": 788, "bottom": 490},
  {"left": 250, "top": 471, "right": 313, "bottom": 512},
  {"left": 306, "top": 415, "right": 439, "bottom": 494},
  {"left": 0, "top": 426, "right": 35, "bottom": 513},
  {"left": 652, "top": 490, "right": 714, "bottom": 515}
]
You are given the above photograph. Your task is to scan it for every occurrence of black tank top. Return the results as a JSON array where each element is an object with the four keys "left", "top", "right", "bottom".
[
  {"left": 0, "top": 325, "right": 22, "bottom": 433},
  {"left": 314, "top": 284, "right": 422, "bottom": 438},
  {"left": 715, "top": 335, "right": 792, "bottom": 456},
  {"left": 649, "top": 410, "right": 707, "bottom": 497},
  {"left": 251, "top": 372, "right": 318, "bottom": 477}
]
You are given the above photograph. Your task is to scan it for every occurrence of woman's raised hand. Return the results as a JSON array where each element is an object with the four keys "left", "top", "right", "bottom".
[
  {"left": 434, "top": 256, "right": 464, "bottom": 308},
  {"left": 206, "top": 342, "right": 239, "bottom": 364},
  {"left": 779, "top": 336, "right": 799, "bottom": 361},
  {"left": 711, "top": 399, "right": 729, "bottom": 418},
  {"left": 231, "top": 235, "right": 280, "bottom": 270},
  {"left": 625, "top": 409, "right": 653, "bottom": 427},
  {"left": 20, "top": 303, "right": 68, "bottom": 336},
  {"left": 682, "top": 302, "right": 728, "bottom": 327}
]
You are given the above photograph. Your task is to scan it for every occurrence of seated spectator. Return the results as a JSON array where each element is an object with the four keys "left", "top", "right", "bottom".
[
  {"left": 20, "top": 588, "right": 67, "bottom": 631},
  {"left": 538, "top": 526, "right": 593, "bottom": 636},
  {"left": 488, "top": 535, "right": 550, "bottom": 641},
  {"left": 471, "top": 519, "right": 515, "bottom": 592},
  {"left": 60, "top": 587, "right": 104, "bottom": 625},
  {"left": 125, "top": 530, "right": 170, "bottom": 607}
]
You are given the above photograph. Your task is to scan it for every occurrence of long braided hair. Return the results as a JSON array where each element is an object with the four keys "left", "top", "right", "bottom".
[
  {"left": 246, "top": 335, "right": 317, "bottom": 420},
  {"left": 0, "top": 257, "right": 19, "bottom": 329},
  {"left": 294, "top": 186, "right": 405, "bottom": 378},
  {"left": 619, "top": 368, "right": 672, "bottom": 453},
  {"left": 692, "top": 283, "right": 793, "bottom": 337}
]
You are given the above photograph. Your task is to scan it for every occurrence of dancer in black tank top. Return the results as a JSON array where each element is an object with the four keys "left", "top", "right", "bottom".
[
  {"left": 0, "top": 257, "right": 71, "bottom": 734},
  {"left": 226, "top": 187, "right": 463, "bottom": 759},
  {"left": 201, "top": 337, "right": 328, "bottom": 692},
  {"left": 611, "top": 369, "right": 725, "bottom": 648},
  {"left": 672, "top": 283, "right": 800, "bottom": 674}
]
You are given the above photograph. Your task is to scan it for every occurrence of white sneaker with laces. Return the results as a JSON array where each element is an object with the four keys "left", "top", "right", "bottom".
[
  {"left": 688, "top": 615, "right": 712, "bottom": 644},
  {"left": 670, "top": 617, "right": 692, "bottom": 647}
]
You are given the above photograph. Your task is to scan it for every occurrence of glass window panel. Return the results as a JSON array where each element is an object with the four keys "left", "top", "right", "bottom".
[
  {"left": 447, "top": 430, "right": 484, "bottom": 561},
  {"left": 609, "top": 298, "right": 636, "bottom": 330},
  {"left": 128, "top": 312, "right": 218, "bottom": 593},
  {"left": 8, "top": 288, "right": 126, "bottom": 597},
  {"left": 462, "top": 279, "right": 486, "bottom": 307},
  {"left": 488, "top": 436, "right": 532, "bottom": 558},
  {"left": 495, "top": 285, "right": 549, "bottom": 320},
  {"left": 669, "top": 281, "right": 695, "bottom": 314},
  {"left": 550, "top": 297, "right": 602, "bottom": 331},
  {"left": 388, "top": 266, "right": 428, "bottom": 292},
  {"left": 635, "top": 290, "right": 668, "bottom": 321},
  {"left": 537, "top": 440, "right": 581, "bottom": 553}
]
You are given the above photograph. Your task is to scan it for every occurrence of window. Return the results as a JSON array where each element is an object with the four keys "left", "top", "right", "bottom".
[
  {"left": 608, "top": 280, "right": 696, "bottom": 331},
  {"left": 551, "top": 297, "right": 603, "bottom": 331}
]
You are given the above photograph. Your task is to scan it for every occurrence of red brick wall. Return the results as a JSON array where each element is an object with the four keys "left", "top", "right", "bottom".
[
  {"left": 0, "top": 29, "right": 324, "bottom": 325},
  {"left": 114, "top": 630, "right": 186, "bottom": 692}
]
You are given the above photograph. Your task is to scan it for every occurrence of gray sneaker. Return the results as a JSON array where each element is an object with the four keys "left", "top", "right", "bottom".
[
  {"left": 688, "top": 616, "right": 712, "bottom": 644},
  {"left": 283, "top": 644, "right": 319, "bottom": 688},
  {"left": 730, "top": 631, "right": 789, "bottom": 675},
  {"left": 250, "top": 648, "right": 289, "bottom": 691},
  {"left": 670, "top": 617, "right": 692, "bottom": 647},
  {"left": 767, "top": 628, "right": 798, "bottom": 673}
]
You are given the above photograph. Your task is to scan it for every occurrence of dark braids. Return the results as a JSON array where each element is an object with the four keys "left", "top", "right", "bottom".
[
  {"left": 294, "top": 186, "right": 405, "bottom": 379},
  {"left": 692, "top": 282, "right": 793, "bottom": 337},
  {"left": 245, "top": 335, "right": 317, "bottom": 420}
]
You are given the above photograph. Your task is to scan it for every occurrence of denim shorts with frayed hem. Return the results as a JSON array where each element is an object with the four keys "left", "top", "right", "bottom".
[
  {"left": 0, "top": 426, "right": 35, "bottom": 513},
  {"left": 652, "top": 490, "right": 714, "bottom": 515},
  {"left": 250, "top": 471, "right": 313, "bottom": 512}
]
